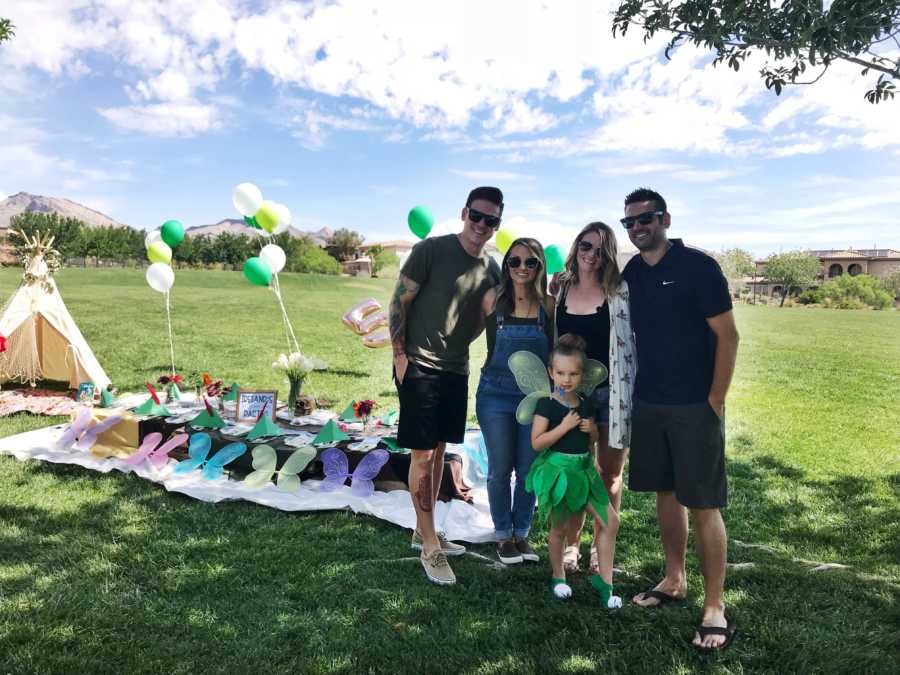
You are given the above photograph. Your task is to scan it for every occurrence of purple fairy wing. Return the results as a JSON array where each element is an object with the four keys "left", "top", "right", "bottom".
[
  {"left": 57, "top": 408, "right": 93, "bottom": 450},
  {"left": 74, "top": 415, "right": 123, "bottom": 452},
  {"left": 349, "top": 449, "right": 389, "bottom": 497},
  {"left": 147, "top": 433, "right": 189, "bottom": 469},
  {"left": 122, "top": 432, "right": 163, "bottom": 465},
  {"left": 319, "top": 447, "right": 349, "bottom": 492}
]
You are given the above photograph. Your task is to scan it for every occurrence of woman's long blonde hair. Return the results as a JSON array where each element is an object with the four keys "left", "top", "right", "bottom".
[
  {"left": 560, "top": 221, "right": 621, "bottom": 295},
  {"left": 495, "top": 237, "right": 551, "bottom": 316}
]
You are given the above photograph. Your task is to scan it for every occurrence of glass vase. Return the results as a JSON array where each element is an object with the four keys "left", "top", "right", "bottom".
[{"left": 288, "top": 377, "right": 304, "bottom": 412}]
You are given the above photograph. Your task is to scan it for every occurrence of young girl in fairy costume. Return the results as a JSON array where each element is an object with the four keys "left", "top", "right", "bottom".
[{"left": 527, "top": 333, "right": 621, "bottom": 606}]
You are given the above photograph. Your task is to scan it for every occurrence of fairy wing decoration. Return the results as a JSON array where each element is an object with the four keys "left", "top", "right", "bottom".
[
  {"left": 244, "top": 444, "right": 278, "bottom": 489},
  {"left": 123, "top": 432, "right": 188, "bottom": 468},
  {"left": 319, "top": 447, "right": 389, "bottom": 497},
  {"left": 174, "top": 433, "right": 213, "bottom": 474},
  {"left": 578, "top": 359, "right": 608, "bottom": 397},
  {"left": 57, "top": 408, "right": 92, "bottom": 449},
  {"left": 74, "top": 415, "right": 123, "bottom": 452},
  {"left": 507, "top": 351, "right": 609, "bottom": 423},
  {"left": 349, "top": 449, "right": 389, "bottom": 497},
  {"left": 277, "top": 445, "right": 317, "bottom": 492},
  {"left": 508, "top": 351, "right": 551, "bottom": 425},
  {"left": 244, "top": 444, "right": 316, "bottom": 492},
  {"left": 200, "top": 442, "right": 246, "bottom": 480}
]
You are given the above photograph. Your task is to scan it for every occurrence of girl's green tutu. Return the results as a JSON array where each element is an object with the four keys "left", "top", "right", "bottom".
[{"left": 525, "top": 451, "right": 609, "bottom": 527}]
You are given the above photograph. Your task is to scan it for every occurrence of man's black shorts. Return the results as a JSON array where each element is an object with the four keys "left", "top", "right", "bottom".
[
  {"left": 395, "top": 361, "right": 468, "bottom": 450},
  {"left": 628, "top": 399, "right": 727, "bottom": 509}
]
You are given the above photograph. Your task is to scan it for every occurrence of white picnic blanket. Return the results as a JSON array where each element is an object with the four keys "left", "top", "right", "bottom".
[{"left": 0, "top": 422, "right": 496, "bottom": 543}]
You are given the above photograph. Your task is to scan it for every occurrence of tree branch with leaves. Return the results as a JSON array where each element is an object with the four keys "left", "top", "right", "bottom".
[
  {"left": 612, "top": 0, "right": 900, "bottom": 103},
  {"left": 0, "top": 18, "right": 15, "bottom": 44}
]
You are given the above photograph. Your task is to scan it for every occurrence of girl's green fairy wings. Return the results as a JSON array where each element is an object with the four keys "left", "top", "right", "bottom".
[{"left": 507, "top": 351, "right": 609, "bottom": 425}]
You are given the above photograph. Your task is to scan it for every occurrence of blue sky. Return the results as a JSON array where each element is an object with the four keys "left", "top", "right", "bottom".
[{"left": 2, "top": 0, "right": 898, "bottom": 258}]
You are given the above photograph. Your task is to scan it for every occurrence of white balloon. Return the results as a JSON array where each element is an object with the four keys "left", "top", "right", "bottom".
[
  {"left": 272, "top": 202, "right": 292, "bottom": 227},
  {"left": 259, "top": 244, "right": 286, "bottom": 273},
  {"left": 146, "top": 262, "right": 175, "bottom": 293},
  {"left": 145, "top": 229, "right": 162, "bottom": 249},
  {"left": 232, "top": 182, "right": 263, "bottom": 217}
]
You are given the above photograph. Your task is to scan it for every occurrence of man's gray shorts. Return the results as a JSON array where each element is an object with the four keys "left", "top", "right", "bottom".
[{"left": 628, "top": 399, "right": 727, "bottom": 509}]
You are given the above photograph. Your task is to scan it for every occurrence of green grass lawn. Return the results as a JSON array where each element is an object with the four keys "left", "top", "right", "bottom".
[{"left": 1, "top": 268, "right": 898, "bottom": 674}]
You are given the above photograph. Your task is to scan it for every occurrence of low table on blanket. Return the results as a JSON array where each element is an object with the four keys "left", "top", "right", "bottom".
[{"left": 146, "top": 414, "right": 473, "bottom": 504}]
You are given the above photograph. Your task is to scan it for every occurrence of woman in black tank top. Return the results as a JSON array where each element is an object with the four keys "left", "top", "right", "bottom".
[{"left": 553, "top": 221, "right": 631, "bottom": 575}]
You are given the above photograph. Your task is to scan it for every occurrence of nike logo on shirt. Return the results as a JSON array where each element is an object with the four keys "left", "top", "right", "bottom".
[{"left": 662, "top": 280, "right": 675, "bottom": 286}]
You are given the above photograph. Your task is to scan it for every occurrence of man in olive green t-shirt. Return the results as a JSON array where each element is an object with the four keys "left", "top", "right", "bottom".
[{"left": 389, "top": 186, "right": 503, "bottom": 586}]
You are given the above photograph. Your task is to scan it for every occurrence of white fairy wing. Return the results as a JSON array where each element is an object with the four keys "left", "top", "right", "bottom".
[
  {"left": 507, "top": 351, "right": 551, "bottom": 396},
  {"left": 577, "top": 359, "right": 609, "bottom": 396}
]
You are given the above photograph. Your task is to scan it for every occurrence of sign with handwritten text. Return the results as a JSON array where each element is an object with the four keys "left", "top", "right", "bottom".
[{"left": 236, "top": 389, "right": 278, "bottom": 423}]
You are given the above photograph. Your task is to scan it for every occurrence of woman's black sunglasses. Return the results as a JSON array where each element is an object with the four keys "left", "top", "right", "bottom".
[
  {"left": 620, "top": 210, "right": 664, "bottom": 229},
  {"left": 467, "top": 207, "right": 502, "bottom": 228},
  {"left": 507, "top": 256, "right": 541, "bottom": 269}
]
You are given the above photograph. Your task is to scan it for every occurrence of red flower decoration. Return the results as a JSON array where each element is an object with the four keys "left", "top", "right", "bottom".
[
  {"left": 0, "top": 334, "right": 6, "bottom": 353},
  {"left": 353, "top": 399, "right": 376, "bottom": 418}
]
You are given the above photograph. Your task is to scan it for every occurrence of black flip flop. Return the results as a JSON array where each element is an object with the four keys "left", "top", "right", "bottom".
[
  {"left": 694, "top": 618, "right": 737, "bottom": 653},
  {"left": 634, "top": 588, "right": 686, "bottom": 607}
]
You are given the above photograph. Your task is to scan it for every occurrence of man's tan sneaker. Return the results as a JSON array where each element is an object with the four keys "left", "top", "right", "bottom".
[
  {"left": 411, "top": 530, "right": 466, "bottom": 557},
  {"left": 420, "top": 550, "right": 456, "bottom": 585}
]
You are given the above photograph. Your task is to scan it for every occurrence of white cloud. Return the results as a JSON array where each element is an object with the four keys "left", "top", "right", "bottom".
[
  {"left": 98, "top": 103, "right": 222, "bottom": 136},
  {"left": 450, "top": 170, "right": 534, "bottom": 182}
]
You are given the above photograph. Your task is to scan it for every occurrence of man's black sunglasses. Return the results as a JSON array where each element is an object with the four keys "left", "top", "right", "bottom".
[
  {"left": 620, "top": 210, "right": 664, "bottom": 229},
  {"left": 507, "top": 256, "right": 540, "bottom": 270},
  {"left": 467, "top": 207, "right": 502, "bottom": 228}
]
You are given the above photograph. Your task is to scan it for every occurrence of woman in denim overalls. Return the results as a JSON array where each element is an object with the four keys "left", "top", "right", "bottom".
[{"left": 476, "top": 238, "right": 554, "bottom": 564}]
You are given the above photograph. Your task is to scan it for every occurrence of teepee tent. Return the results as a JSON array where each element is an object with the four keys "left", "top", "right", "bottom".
[{"left": 0, "top": 230, "right": 110, "bottom": 388}]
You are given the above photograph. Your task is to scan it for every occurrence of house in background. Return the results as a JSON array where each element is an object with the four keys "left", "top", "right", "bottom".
[{"left": 749, "top": 248, "right": 900, "bottom": 298}]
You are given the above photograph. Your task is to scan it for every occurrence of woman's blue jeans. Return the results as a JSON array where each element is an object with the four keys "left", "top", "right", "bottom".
[{"left": 475, "top": 375, "right": 537, "bottom": 540}]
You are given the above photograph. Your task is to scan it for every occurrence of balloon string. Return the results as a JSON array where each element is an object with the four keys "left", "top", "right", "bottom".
[
  {"left": 165, "top": 290, "right": 176, "bottom": 376},
  {"left": 262, "top": 233, "right": 300, "bottom": 354}
]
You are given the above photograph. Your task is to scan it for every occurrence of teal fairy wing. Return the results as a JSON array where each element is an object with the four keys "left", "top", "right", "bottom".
[
  {"left": 201, "top": 442, "right": 246, "bottom": 480},
  {"left": 244, "top": 444, "right": 277, "bottom": 489},
  {"left": 508, "top": 351, "right": 551, "bottom": 395},
  {"left": 276, "top": 445, "right": 317, "bottom": 493},
  {"left": 516, "top": 391, "right": 550, "bottom": 425},
  {"left": 577, "top": 359, "right": 609, "bottom": 396},
  {"left": 174, "top": 433, "right": 212, "bottom": 474},
  {"left": 508, "top": 351, "right": 551, "bottom": 423}
]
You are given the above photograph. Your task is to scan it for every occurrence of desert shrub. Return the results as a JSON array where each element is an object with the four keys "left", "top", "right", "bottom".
[{"left": 814, "top": 274, "right": 893, "bottom": 310}]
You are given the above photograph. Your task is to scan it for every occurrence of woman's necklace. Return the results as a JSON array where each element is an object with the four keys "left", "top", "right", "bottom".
[{"left": 514, "top": 295, "right": 536, "bottom": 318}]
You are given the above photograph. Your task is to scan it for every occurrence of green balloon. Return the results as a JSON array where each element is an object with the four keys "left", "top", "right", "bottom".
[
  {"left": 407, "top": 205, "right": 433, "bottom": 239},
  {"left": 243, "top": 257, "right": 272, "bottom": 286},
  {"left": 544, "top": 244, "right": 565, "bottom": 275},
  {"left": 160, "top": 219, "right": 184, "bottom": 248},
  {"left": 147, "top": 241, "right": 172, "bottom": 265},
  {"left": 243, "top": 215, "right": 261, "bottom": 229},
  {"left": 255, "top": 203, "right": 278, "bottom": 233}
]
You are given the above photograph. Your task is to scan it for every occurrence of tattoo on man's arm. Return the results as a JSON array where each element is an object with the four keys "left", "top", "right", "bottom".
[{"left": 389, "top": 277, "right": 418, "bottom": 357}]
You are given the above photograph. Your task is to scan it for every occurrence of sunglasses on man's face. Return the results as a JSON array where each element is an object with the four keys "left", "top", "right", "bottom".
[
  {"left": 507, "top": 256, "right": 541, "bottom": 270},
  {"left": 467, "top": 207, "right": 502, "bottom": 229},
  {"left": 620, "top": 210, "right": 664, "bottom": 229}
]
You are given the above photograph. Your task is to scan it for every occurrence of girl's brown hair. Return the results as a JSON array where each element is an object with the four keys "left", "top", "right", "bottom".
[
  {"left": 495, "top": 237, "right": 550, "bottom": 316},
  {"left": 550, "top": 333, "right": 587, "bottom": 369}
]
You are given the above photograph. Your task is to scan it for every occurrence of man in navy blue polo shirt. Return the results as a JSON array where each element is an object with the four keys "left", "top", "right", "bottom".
[{"left": 621, "top": 188, "right": 740, "bottom": 652}]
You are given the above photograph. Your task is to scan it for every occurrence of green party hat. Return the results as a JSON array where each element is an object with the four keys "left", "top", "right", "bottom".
[
  {"left": 247, "top": 414, "right": 284, "bottom": 441},
  {"left": 190, "top": 398, "right": 226, "bottom": 429},
  {"left": 313, "top": 419, "right": 350, "bottom": 446},
  {"left": 339, "top": 401, "right": 358, "bottom": 422},
  {"left": 99, "top": 389, "right": 117, "bottom": 408},
  {"left": 222, "top": 383, "right": 241, "bottom": 402},
  {"left": 379, "top": 409, "right": 399, "bottom": 426},
  {"left": 133, "top": 397, "right": 171, "bottom": 417}
]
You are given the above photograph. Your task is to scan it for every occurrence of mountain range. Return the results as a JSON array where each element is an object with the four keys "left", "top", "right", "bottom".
[{"left": 0, "top": 192, "right": 332, "bottom": 245}]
